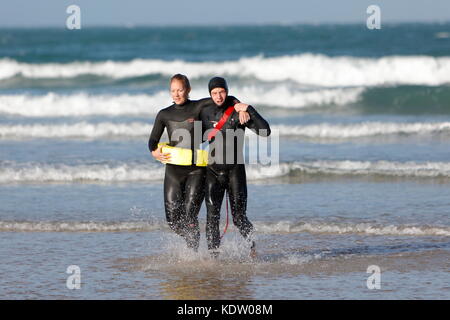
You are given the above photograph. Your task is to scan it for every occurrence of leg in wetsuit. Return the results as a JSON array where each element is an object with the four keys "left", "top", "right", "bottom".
[
  {"left": 205, "top": 164, "right": 254, "bottom": 251},
  {"left": 164, "top": 164, "right": 205, "bottom": 251}
]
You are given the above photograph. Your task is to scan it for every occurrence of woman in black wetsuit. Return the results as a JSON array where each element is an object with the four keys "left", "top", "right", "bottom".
[{"left": 148, "top": 74, "right": 249, "bottom": 251}]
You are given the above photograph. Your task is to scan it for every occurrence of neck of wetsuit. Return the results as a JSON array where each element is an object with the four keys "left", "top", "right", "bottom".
[
  {"left": 219, "top": 95, "right": 232, "bottom": 110},
  {"left": 174, "top": 99, "right": 190, "bottom": 109},
  {"left": 216, "top": 103, "right": 229, "bottom": 110}
]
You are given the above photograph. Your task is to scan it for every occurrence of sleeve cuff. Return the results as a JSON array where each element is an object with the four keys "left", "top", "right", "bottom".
[{"left": 148, "top": 140, "right": 159, "bottom": 152}]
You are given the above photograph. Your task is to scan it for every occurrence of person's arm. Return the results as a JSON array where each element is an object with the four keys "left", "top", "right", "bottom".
[
  {"left": 227, "top": 96, "right": 250, "bottom": 124},
  {"left": 195, "top": 95, "right": 240, "bottom": 109},
  {"left": 235, "top": 103, "right": 271, "bottom": 137},
  {"left": 199, "top": 107, "right": 210, "bottom": 143},
  {"left": 229, "top": 95, "right": 240, "bottom": 104},
  {"left": 148, "top": 111, "right": 171, "bottom": 162},
  {"left": 194, "top": 97, "right": 212, "bottom": 112},
  {"left": 196, "top": 95, "right": 249, "bottom": 124}
]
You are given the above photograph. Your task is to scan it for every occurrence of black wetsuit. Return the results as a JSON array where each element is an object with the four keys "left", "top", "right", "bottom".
[
  {"left": 200, "top": 96, "right": 271, "bottom": 251},
  {"left": 148, "top": 97, "right": 239, "bottom": 250},
  {"left": 148, "top": 98, "right": 209, "bottom": 250}
]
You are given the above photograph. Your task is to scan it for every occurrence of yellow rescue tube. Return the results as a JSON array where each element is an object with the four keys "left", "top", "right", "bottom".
[{"left": 158, "top": 142, "right": 208, "bottom": 167}]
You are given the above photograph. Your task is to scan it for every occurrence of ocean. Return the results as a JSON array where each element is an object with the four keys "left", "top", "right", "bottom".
[{"left": 0, "top": 23, "right": 449, "bottom": 300}]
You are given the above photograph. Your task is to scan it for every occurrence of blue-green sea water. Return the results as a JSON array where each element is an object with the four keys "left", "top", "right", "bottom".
[{"left": 0, "top": 24, "right": 449, "bottom": 299}]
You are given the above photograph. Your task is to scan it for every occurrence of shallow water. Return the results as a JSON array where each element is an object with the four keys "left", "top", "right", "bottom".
[{"left": 1, "top": 228, "right": 448, "bottom": 299}]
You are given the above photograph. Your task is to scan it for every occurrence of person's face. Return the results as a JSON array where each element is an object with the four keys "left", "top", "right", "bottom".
[
  {"left": 210, "top": 87, "right": 227, "bottom": 106},
  {"left": 170, "top": 79, "right": 189, "bottom": 105}
]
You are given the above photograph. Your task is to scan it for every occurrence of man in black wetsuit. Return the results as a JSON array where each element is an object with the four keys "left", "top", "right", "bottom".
[
  {"left": 200, "top": 77, "right": 271, "bottom": 258},
  {"left": 148, "top": 74, "right": 248, "bottom": 251}
]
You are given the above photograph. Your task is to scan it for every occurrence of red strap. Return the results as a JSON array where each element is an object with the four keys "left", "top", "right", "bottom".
[{"left": 207, "top": 106, "right": 235, "bottom": 141}]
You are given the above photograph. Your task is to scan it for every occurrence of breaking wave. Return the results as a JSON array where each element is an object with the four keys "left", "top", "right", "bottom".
[
  {"left": 1, "top": 121, "right": 450, "bottom": 139},
  {"left": 1, "top": 160, "right": 450, "bottom": 184},
  {"left": 2, "top": 54, "right": 450, "bottom": 86},
  {"left": 0, "top": 86, "right": 362, "bottom": 117},
  {"left": 1, "top": 219, "right": 448, "bottom": 236}
]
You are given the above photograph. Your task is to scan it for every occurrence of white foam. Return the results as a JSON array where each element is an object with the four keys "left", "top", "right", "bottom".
[
  {"left": 231, "top": 86, "right": 364, "bottom": 108},
  {"left": 246, "top": 160, "right": 450, "bottom": 180},
  {"left": 3, "top": 121, "right": 450, "bottom": 139},
  {"left": 1, "top": 160, "right": 450, "bottom": 184},
  {"left": 282, "top": 254, "right": 320, "bottom": 265},
  {"left": 1, "top": 219, "right": 448, "bottom": 237},
  {"left": 435, "top": 32, "right": 450, "bottom": 39},
  {"left": 0, "top": 220, "right": 165, "bottom": 232},
  {"left": 292, "top": 160, "right": 450, "bottom": 177},
  {"left": 2, "top": 54, "right": 450, "bottom": 86},
  {"left": 0, "top": 122, "right": 153, "bottom": 139},
  {"left": 273, "top": 122, "right": 450, "bottom": 138},
  {"left": 0, "top": 162, "right": 165, "bottom": 183},
  {"left": 0, "top": 86, "right": 362, "bottom": 117},
  {"left": 254, "top": 221, "right": 450, "bottom": 237},
  {"left": 0, "top": 92, "right": 169, "bottom": 117}
]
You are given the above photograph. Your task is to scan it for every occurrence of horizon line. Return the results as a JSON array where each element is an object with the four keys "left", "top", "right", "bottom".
[{"left": 1, "top": 20, "right": 450, "bottom": 29}]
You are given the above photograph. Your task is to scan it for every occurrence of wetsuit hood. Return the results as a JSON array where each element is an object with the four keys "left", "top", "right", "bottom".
[{"left": 208, "top": 77, "right": 228, "bottom": 94}]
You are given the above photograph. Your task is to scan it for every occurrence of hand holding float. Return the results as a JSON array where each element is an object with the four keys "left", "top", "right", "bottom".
[{"left": 151, "top": 145, "right": 171, "bottom": 163}]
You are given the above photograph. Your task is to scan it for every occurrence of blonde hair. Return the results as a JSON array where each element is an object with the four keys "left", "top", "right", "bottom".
[{"left": 170, "top": 74, "right": 191, "bottom": 92}]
